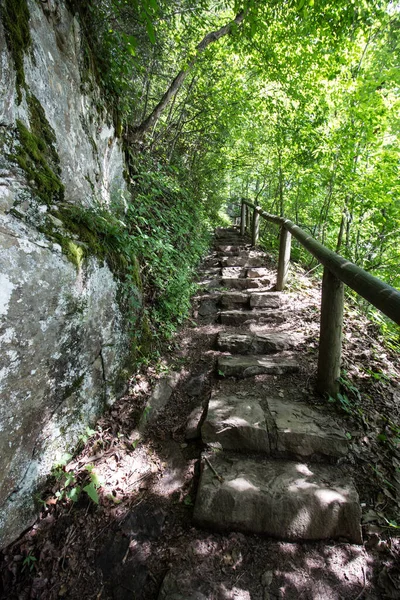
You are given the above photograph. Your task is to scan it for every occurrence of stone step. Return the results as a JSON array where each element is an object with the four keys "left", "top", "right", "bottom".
[
  {"left": 217, "top": 245, "right": 250, "bottom": 254},
  {"left": 246, "top": 267, "right": 270, "bottom": 278},
  {"left": 219, "top": 291, "right": 249, "bottom": 309},
  {"left": 222, "top": 278, "right": 270, "bottom": 290},
  {"left": 202, "top": 390, "right": 348, "bottom": 459},
  {"left": 193, "top": 452, "right": 362, "bottom": 543},
  {"left": 249, "top": 292, "right": 285, "bottom": 309},
  {"left": 202, "top": 392, "right": 270, "bottom": 453},
  {"left": 221, "top": 256, "right": 266, "bottom": 268},
  {"left": 217, "top": 331, "right": 293, "bottom": 354},
  {"left": 218, "top": 354, "right": 299, "bottom": 377},
  {"left": 221, "top": 267, "right": 247, "bottom": 278},
  {"left": 220, "top": 309, "right": 287, "bottom": 325}
]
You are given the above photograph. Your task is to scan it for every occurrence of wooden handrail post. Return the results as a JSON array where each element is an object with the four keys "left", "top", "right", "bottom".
[
  {"left": 316, "top": 267, "right": 344, "bottom": 397},
  {"left": 276, "top": 226, "right": 291, "bottom": 291},
  {"left": 251, "top": 208, "right": 260, "bottom": 246},
  {"left": 240, "top": 201, "right": 246, "bottom": 236}
]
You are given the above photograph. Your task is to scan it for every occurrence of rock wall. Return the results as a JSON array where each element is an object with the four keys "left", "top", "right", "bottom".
[{"left": 0, "top": 0, "right": 138, "bottom": 548}]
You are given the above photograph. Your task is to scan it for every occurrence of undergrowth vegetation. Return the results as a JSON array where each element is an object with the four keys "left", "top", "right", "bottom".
[{"left": 50, "top": 154, "right": 213, "bottom": 356}]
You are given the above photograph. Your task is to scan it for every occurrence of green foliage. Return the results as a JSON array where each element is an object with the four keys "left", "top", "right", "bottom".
[
  {"left": 328, "top": 373, "right": 367, "bottom": 425},
  {"left": 51, "top": 461, "right": 103, "bottom": 506},
  {"left": 2, "top": 0, "right": 31, "bottom": 103},
  {"left": 21, "top": 552, "right": 37, "bottom": 573},
  {"left": 125, "top": 155, "right": 211, "bottom": 340},
  {"left": 9, "top": 94, "right": 64, "bottom": 204}
]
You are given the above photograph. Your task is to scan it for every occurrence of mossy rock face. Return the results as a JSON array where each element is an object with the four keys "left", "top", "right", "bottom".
[
  {"left": 8, "top": 93, "right": 64, "bottom": 205},
  {"left": 2, "top": 0, "right": 31, "bottom": 103}
]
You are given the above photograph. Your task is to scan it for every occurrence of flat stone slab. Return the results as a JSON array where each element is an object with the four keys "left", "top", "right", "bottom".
[
  {"left": 217, "top": 332, "right": 292, "bottom": 354},
  {"left": 185, "top": 403, "right": 207, "bottom": 441},
  {"left": 247, "top": 267, "right": 270, "bottom": 278},
  {"left": 193, "top": 453, "right": 362, "bottom": 543},
  {"left": 250, "top": 292, "right": 286, "bottom": 309},
  {"left": 202, "top": 392, "right": 270, "bottom": 453},
  {"left": 221, "top": 267, "right": 246, "bottom": 278},
  {"left": 268, "top": 398, "right": 348, "bottom": 459},
  {"left": 221, "top": 256, "right": 266, "bottom": 268},
  {"left": 200, "top": 390, "right": 347, "bottom": 461},
  {"left": 220, "top": 310, "right": 287, "bottom": 326},
  {"left": 222, "top": 278, "right": 270, "bottom": 290},
  {"left": 198, "top": 297, "right": 219, "bottom": 316},
  {"left": 218, "top": 354, "right": 299, "bottom": 377},
  {"left": 217, "top": 245, "right": 249, "bottom": 254},
  {"left": 219, "top": 291, "right": 249, "bottom": 309}
]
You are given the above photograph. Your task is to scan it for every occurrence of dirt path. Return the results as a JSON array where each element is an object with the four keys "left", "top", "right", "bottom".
[{"left": 1, "top": 228, "right": 399, "bottom": 600}]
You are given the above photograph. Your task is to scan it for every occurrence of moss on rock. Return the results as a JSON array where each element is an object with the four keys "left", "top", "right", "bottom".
[
  {"left": 2, "top": 0, "right": 32, "bottom": 103},
  {"left": 10, "top": 93, "right": 64, "bottom": 205}
]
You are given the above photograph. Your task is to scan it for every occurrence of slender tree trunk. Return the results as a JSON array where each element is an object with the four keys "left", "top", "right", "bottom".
[{"left": 126, "top": 10, "right": 246, "bottom": 143}]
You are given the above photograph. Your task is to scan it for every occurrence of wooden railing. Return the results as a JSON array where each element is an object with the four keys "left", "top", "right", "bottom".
[{"left": 240, "top": 199, "right": 400, "bottom": 397}]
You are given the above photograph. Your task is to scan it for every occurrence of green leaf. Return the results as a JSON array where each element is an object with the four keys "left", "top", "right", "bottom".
[
  {"left": 67, "top": 486, "right": 81, "bottom": 502},
  {"left": 83, "top": 482, "right": 99, "bottom": 504}
]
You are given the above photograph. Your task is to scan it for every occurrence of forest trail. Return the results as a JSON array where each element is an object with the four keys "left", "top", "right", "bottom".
[
  {"left": 193, "top": 227, "right": 361, "bottom": 544},
  {"left": 1, "top": 227, "right": 399, "bottom": 600}
]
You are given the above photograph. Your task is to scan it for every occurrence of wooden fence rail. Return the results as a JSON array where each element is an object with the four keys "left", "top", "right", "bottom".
[{"left": 240, "top": 199, "right": 400, "bottom": 397}]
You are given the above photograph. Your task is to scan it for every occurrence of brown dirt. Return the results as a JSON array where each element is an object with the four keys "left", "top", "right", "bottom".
[{"left": 1, "top": 231, "right": 399, "bottom": 600}]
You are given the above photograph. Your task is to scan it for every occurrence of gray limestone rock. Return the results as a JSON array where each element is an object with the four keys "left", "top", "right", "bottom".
[
  {"left": 185, "top": 373, "right": 208, "bottom": 397},
  {"left": 193, "top": 453, "right": 362, "bottom": 543},
  {"left": 218, "top": 355, "right": 299, "bottom": 378},
  {"left": 158, "top": 571, "right": 208, "bottom": 600},
  {"left": 247, "top": 268, "right": 270, "bottom": 278},
  {"left": 222, "top": 278, "right": 270, "bottom": 290},
  {"left": 217, "top": 245, "right": 248, "bottom": 254},
  {"left": 202, "top": 392, "right": 270, "bottom": 453},
  {"left": 217, "top": 332, "right": 292, "bottom": 354},
  {"left": 221, "top": 256, "right": 266, "bottom": 268},
  {"left": 250, "top": 292, "right": 285, "bottom": 309},
  {"left": 0, "top": 0, "right": 134, "bottom": 548},
  {"left": 220, "top": 291, "right": 249, "bottom": 309},
  {"left": 198, "top": 298, "right": 219, "bottom": 316},
  {"left": 221, "top": 267, "right": 246, "bottom": 279},
  {"left": 220, "top": 310, "right": 287, "bottom": 326},
  {"left": 138, "top": 372, "right": 180, "bottom": 432},
  {"left": 267, "top": 397, "right": 348, "bottom": 459},
  {"left": 185, "top": 403, "right": 207, "bottom": 440}
]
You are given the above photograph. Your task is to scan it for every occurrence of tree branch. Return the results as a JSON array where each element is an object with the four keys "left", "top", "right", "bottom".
[{"left": 126, "top": 10, "right": 246, "bottom": 143}]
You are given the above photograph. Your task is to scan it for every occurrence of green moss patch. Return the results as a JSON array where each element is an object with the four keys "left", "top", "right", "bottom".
[
  {"left": 11, "top": 93, "right": 64, "bottom": 204},
  {"left": 2, "top": 0, "right": 31, "bottom": 103}
]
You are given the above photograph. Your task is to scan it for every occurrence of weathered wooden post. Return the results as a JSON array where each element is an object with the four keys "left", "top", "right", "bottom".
[
  {"left": 316, "top": 267, "right": 344, "bottom": 397},
  {"left": 246, "top": 204, "right": 250, "bottom": 232},
  {"left": 276, "top": 226, "right": 291, "bottom": 291},
  {"left": 240, "top": 201, "right": 246, "bottom": 236},
  {"left": 251, "top": 207, "right": 260, "bottom": 246}
]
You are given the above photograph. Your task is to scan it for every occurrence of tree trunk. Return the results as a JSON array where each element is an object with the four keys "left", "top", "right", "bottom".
[{"left": 126, "top": 10, "right": 246, "bottom": 143}]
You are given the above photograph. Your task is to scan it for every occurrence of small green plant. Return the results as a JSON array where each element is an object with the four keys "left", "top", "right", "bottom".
[
  {"left": 328, "top": 373, "right": 367, "bottom": 425},
  {"left": 22, "top": 552, "right": 37, "bottom": 573},
  {"left": 51, "top": 461, "right": 103, "bottom": 506}
]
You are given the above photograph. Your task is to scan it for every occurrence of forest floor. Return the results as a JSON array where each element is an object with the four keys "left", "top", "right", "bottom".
[{"left": 1, "top": 232, "right": 400, "bottom": 600}]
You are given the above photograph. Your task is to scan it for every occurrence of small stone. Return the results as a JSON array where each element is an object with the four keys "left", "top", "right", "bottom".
[
  {"left": 247, "top": 268, "right": 270, "bottom": 278},
  {"left": 261, "top": 571, "right": 273, "bottom": 587},
  {"left": 185, "top": 373, "right": 207, "bottom": 397},
  {"left": 185, "top": 405, "right": 207, "bottom": 440},
  {"left": 198, "top": 298, "right": 219, "bottom": 317}
]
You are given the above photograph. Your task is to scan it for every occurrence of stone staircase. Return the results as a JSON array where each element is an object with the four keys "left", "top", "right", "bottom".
[{"left": 192, "top": 227, "right": 362, "bottom": 544}]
